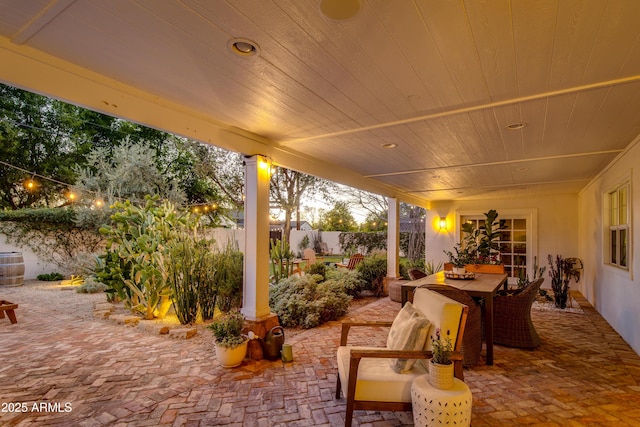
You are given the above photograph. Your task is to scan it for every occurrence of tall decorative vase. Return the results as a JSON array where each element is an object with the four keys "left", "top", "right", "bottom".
[{"left": 429, "top": 361, "right": 454, "bottom": 389}]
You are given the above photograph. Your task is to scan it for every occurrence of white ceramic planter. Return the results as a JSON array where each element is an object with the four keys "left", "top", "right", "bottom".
[
  {"left": 453, "top": 267, "right": 466, "bottom": 275},
  {"left": 215, "top": 340, "right": 249, "bottom": 368}
]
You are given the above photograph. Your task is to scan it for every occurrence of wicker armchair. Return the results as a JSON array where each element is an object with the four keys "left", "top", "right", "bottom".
[
  {"left": 417, "top": 284, "right": 482, "bottom": 367},
  {"left": 407, "top": 268, "right": 427, "bottom": 280},
  {"left": 493, "top": 278, "right": 544, "bottom": 348}
]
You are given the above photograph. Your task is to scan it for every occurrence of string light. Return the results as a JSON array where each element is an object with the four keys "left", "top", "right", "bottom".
[
  {"left": 1, "top": 158, "right": 223, "bottom": 211},
  {"left": 191, "top": 203, "right": 220, "bottom": 214},
  {"left": 24, "top": 174, "right": 37, "bottom": 191}
]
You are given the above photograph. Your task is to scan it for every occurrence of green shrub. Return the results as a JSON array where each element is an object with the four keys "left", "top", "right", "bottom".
[
  {"left": 325, "top": 268, "right": 365, "bottom": 297},
  {"left": 306, "top": 262, "right": 326, "bottom": 280},
  {"left": 338, "top": 232, "right": 386, "bottom": 255},
  {"left": 269, "top": 274, "right": 351, "bottom": 329},
  {"left": 37, "top": 272, "right": 64, "bottom": 281},
  {"left": 96, "top": 197, "right": 196, "bottom": 319},
  {"left": 212, "top": 244, "right": 243, "bottom": 314},
  {"left": 76, "top": 276, "right": 108, "bottom": 294},
  {"left": 356, "top": 252, "right": 387, "bottom": 296},
  {"left": 165, "top": 235, "right": 213, "bottom": 324}
]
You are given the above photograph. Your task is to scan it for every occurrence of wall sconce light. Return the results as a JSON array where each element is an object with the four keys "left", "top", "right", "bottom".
[{"left": 438, "top": 217, "right": 447, "bottom": 231}]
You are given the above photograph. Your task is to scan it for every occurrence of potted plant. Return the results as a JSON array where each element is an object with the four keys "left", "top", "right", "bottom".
[
  {"left": 208, "top": 310, "right": 249, "bottom": 368},
  {"left": 460, "top": 209, "right": 504, "bottom": 271},
  {"left": 429, "top": 328, "right": 454, "bottom": 389},
  {"left": 444, "top": 244, "right": 472, "bottom": 274}
]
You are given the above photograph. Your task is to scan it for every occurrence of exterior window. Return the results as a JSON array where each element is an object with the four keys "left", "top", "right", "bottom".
[{"left": 608, "top": 184, "right": 630, "bottom": 269}]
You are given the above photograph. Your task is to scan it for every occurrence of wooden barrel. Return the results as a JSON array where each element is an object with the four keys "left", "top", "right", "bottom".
[{"left": 0, "top": 252, "right": 25, "bottom": 286}]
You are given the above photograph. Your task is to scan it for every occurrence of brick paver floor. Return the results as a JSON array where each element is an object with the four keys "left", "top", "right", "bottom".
[{"left": 1, "top": 284, "right": 639, "bottom": 426}]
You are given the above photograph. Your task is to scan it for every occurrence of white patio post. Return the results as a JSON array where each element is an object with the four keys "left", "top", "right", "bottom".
[
  {"left": 387, "top": 197, "right": 400, "bottom": 279},
  {"left": 242, "top": 155, "right": 272, "bottom": 320}
]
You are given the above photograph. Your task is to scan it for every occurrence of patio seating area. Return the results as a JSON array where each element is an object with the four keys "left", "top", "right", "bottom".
[{"left": 1, "top": 283, "right": 640, "bottom": 426}]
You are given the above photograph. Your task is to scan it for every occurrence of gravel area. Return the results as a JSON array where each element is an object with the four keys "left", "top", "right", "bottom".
[
  {"left": 1, "top": 279, "right": 106, "bottom": 320},
  {"left": 1, "top": 280, "right": 380, "bottom": 345}
]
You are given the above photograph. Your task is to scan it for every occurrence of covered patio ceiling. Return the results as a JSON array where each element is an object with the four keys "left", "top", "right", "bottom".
[{"left": 2, "top": 0, "right": 640, "bottom": 207}]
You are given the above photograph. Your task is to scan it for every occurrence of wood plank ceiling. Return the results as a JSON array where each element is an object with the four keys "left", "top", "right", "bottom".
[{"left": 2, "top": 0, "right": 640, "bottom": 206}]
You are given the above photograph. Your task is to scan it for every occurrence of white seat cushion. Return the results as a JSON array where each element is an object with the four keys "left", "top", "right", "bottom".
[{"left": 337, "top": 345, "right": 428, "bottom": 402}]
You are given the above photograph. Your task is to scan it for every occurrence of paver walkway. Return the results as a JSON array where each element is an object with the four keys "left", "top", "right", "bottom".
[{"left": 1, "top": 284, "right": 639, "bottom": 426}]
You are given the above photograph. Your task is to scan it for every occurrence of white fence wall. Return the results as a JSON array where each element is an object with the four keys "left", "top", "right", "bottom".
[
  {"left": 202, "top": 228, "right": 245, "bottom": 253},
  {"left": 2, "top": 227, "right": 347, "bottom": 280},
  {"left": 0, "top": 234, "right": 61, "bottom": 279},
  {"left": 0, "top": 228, "right": 246, "bottom": 280},
  {"left": 289, "top": 230, "right": 343, "bottom": 257}
]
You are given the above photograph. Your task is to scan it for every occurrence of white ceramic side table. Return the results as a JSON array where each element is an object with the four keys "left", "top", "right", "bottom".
[{"left": 411, "top": 375, "right": 472, "bottom": 427}]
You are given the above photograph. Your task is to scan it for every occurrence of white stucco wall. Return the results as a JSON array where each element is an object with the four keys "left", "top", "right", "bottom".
[
  {"left": 0, "top": 234, "right": 61, "bottom": 279},
  {"left": 578, "top": 139, "right": 640, "bottom": 355},
  {"left": 426, "top": 196, "right": 579, "bottom": 285}
]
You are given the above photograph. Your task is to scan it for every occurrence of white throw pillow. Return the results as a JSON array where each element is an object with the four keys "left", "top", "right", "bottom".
[{"left": 387, "top": 302, "right": 431, "bottom": 373}]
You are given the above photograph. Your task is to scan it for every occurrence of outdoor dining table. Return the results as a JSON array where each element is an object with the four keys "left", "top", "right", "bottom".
[{"left": 401, "top": 271, "right": 508, "bottom": 366}]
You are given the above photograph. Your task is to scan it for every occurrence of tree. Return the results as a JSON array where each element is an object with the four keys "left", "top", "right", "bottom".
[
  {"left": 402, "top": 204, "right": 426, "bottom": 264},
  {"left": 348, "top": 188, "right": 388, "bottom": 221},
  {"left": 270, "top": 167, "right": 332, "bottom": 241},
  {"left": 319, "top": 201, "right": 357, "bottom": 231},
  {"left": 360, "top": 210, "right": 388, "bottom": 232},
  {"left": 0, "top": 83, "right": 171, "bottom": 209},
  {"left": 73, "top": 141, "right": 187, "bottom": 205},
  {"left": 0, "top": 84, "right": 86, "bottom": 208},
  {"left": 185, "top": 142, "right": 245, "bottom": 224}
]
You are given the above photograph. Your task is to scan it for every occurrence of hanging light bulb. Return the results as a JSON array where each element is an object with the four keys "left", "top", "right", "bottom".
[
  {"left": 24, "top": 175, "right": 37, "bottom": 191},
  {"left": 66, "top": 191, "right": 77, "bottom": 202}
]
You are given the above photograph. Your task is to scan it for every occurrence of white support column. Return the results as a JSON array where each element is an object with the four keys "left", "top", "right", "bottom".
[
  {"left": 387, "top": 197, "right": 400, "bottom": 279},
  {"left": 242, "top": 155, "right": 272, "bottom": 320}
]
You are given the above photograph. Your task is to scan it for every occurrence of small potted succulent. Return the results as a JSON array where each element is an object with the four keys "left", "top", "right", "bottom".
[{"left": 208, "top": 310, "right": 249, "bottom": 368}]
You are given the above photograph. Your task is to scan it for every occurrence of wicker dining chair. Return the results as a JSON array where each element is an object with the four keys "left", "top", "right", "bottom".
[
  {"left": 493, "top": 277, "right": 544, "bottom": 348},
  {"left": 407, "top": 268, "right": 427, "bottom": 280},
  {"left": 416, "top": 284, "right": 483, "bottom": 367}
]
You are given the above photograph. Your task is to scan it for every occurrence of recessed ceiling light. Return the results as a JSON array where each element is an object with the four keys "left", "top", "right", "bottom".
[
  {"left": 506, "top": 122, "right": 525, "bottom": 130},
  {"left": 228, "top": 38, "right": 260, "bottom": 57},
  {"left": 382, "top": 143, "right": 397, "bottom": 149},
  {"left": 319, "top": 0, "right": 361, "bottom": 21}
]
